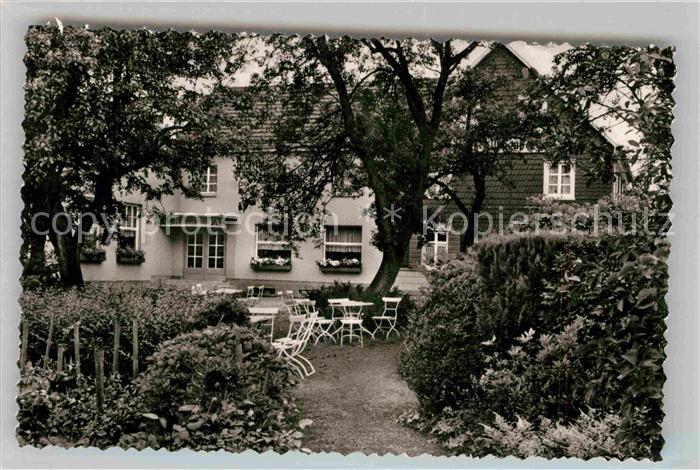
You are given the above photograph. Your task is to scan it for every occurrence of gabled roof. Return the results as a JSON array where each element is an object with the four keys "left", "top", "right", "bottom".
[{"left": 469, "top": 41, "right": 622, "bottom": 150}]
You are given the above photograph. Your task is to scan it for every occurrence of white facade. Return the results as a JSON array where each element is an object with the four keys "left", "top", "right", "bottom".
[{"left": 81, "top": 157, "right": 387, "bottom": 289}]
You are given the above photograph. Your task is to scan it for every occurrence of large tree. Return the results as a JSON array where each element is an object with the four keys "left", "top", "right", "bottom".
[
  {"left": 233, "top": 35, "right": 479, "bottom": 292},
  {"left": 21, "top": 25, "right": 243, "bottom": 287}
]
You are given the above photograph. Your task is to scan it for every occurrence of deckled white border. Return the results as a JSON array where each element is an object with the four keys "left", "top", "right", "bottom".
[{"left": 2, "top": 2, "right": 698, "bottom": 468}]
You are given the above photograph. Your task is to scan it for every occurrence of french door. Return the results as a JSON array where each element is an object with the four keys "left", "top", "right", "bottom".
[{"left": 184, "top": 230, "right": 226, "bottom": 277}]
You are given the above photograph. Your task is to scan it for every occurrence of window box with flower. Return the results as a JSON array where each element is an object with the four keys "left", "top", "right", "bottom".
[
  {"left": 252, "top": 224, "right": 292, "bottom": 272},
  {"left": 317, "top": 257, "right": 362, "bottom": 274},
  {"left": 250, "top": 256, "right": 292, "bottom": 272},
  {"left": 116, "top": 246, "right": 146, "bottom": 265},
  {"left": 319, "top": 226, "right": 363, "bottom": 273},
  {"left": 79, "top": 245, "right": 107, "bottom": 263}
]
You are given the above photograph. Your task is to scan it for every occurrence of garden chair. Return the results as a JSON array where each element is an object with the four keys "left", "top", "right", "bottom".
[
  {"left": 272, "top": 312, "right": 318, "bottom": 378},
  {"left": 240, "top": 286, "right": 258, "bottom": 305},
  {"left": 298, "top": 300, "right": 335, "bottom": 345},
  {"left": 191, "top": 283, "right": 207, "bottom": 296},
  {"left": 257, "top": 285, "right": 265, "bottom": 299},
  {"left": 335, "top": 300, "right": 371, "bottom": 347},
  {"left": 285, "top": 301, "right": 306, "bottom": 338},
  {"left": 248, "top": 306, "right": 278, "bottom": 340},
  {"left": 372, "top": 297, "right": 402, "bottom": 340}
]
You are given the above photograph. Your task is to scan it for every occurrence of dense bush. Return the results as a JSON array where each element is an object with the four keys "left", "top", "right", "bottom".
[
  {"left": 123, "top": 325, "right": 304, "bottom": 452},
  {"left": 16, "top": 363, "right": 137, "bottom": 449},
  {"left": 17, "top": 325, "right": 308, "bottom": 453},
  {"left": 19, "top": 284, "right": 246, "bottom": 380},
  {"left": 480, "top": 411, "right": 638, "bottom": 459},
  {"left": 400, "top": 228, "right": 668, "bottom": 459},
  {"left": 305, "top": 281, "right": 415, "bottom": 329},
  {"left": 399, "top": 254, "right": 484, "bottom": 413},
  {"left": 195, "top": 298, "right": 250, "bottom": 328},
  {"left": 400, "top": 233, "right": 578, "bottom": 413}
]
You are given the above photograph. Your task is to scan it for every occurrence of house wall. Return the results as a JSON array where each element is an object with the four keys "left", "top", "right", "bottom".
[
  {"left": 82, "top": 157, "right": 386, "bottom": 287},
  {"left": 400, "top": 44, "right": 614, "bottom": 267}
]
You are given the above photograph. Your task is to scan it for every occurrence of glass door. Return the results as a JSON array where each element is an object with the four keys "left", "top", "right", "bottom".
[{"left": 184, "top": 230, "right": 226, "bottom": 278}]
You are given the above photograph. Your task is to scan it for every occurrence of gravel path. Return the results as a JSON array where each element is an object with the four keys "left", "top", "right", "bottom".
[{"left": 293, "top": 340, "right": 444, "bottom": 456}]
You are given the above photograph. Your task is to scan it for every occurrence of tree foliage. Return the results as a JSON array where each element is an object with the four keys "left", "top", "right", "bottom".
[
  {"left": 527, "top": 44, "right": 675, "bottom": 214},
  {"left": 233, "top": 35, "right": 480, "bottom": 292},
  {"left": 22, "top": 25, "right": 244, "bottom": 286}
]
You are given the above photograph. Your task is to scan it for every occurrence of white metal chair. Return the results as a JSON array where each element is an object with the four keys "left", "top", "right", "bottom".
[
  {"left": 372, "top": 297, "right": 402, "bottom": 340},
  {"left": 272, "top": 312, "right": 318, "bottom": 378},
  {"left": 299, "top": 300, "right": 336, "bottom": 345},
  {"left": 248, "top": 306, "right": 278, "bottom": 340},
  {"left": 240, "top": 286, "right": 258, "bottom": 305},
  {"left": 191, "top": 283, "right": 207, "bottom": 296},
  {"left": 286, "top": 301, "right": 306, "bottom": 338},
  {"left": 256, "top": 285, "right": 265, "bottom": 299}
]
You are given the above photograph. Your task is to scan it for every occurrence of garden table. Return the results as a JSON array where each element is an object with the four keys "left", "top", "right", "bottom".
[
  {"left": 212, "top": 288, "right": 243, "bottom": 295},
  {"left": 335, "top": 300, "right": 375, "bottom": 346},
  {"left": 248, "top": 307, "right": 278, "bottom": 340}
]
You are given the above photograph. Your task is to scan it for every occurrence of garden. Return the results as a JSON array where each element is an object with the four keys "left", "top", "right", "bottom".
[
  {"left": 398, "top": 196, "right": 669, "bottom": 460},
  {"left": 17, "top": 285, "right": 308, "bottom": 452}
]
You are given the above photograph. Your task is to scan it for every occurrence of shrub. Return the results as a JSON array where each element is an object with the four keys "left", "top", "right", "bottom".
[
  {"left": 124, "top": 325, "right": 304, "bottom": 453},
  {"left": 19, "top": 284, "right": 249, "bottom": 380},
  {"left": 480, "top": 411, "right": 639, "bottom": 459},
  {"left": 400, "top": 228, "right": 668, "bottom": 459},
  {"left": 400, "top": 233, "right": 579, "bottom": 413},
  {"left": 195, "top": 298, "right": 250, "bottom": 329},
  {"left": 399, "top": 255, "right": 485, "bottom": 413},
  {"left": 16, "top": 363, "right": 136, "bottom": 449}
]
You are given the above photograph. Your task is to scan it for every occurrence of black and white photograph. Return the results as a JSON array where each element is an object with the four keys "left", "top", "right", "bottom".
[{"left": 2, "top": 4, "right": 694, "bottom": 466}]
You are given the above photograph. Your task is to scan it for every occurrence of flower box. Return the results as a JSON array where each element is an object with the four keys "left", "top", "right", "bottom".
[
  {"left": 251, "top": 264, "right": 292, "bottom": 272},
  {"left": 116, "top": 248, "right": 145, "bottom": 265},
  {"left": 80, "top": 248, "right": 106, "bottom": 263},
  {"left": 250, "top": 256, "right": 291, "bottom": 272},
  {"left": 316, "top": 258, "right": 362, "bottom": 274},
  {"left": 318, "top": 265, "right": 362, "bottom": 274}
]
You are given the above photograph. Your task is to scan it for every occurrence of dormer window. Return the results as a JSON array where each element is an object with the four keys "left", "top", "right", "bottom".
[
  {"left": 543, "top": 162, "right": 576, "bottom": 200},
  {"left": 202, "top": 165, "right": 218, "bottom": 196}
]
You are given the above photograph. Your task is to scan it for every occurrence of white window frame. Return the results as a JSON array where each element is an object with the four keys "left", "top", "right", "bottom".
[
  {"left": 422, "top": 227, "right": 449, "bottom": 265},
  {"left": 186, "top": 232, "right": 204, "bottom": 269},
  {"left": 201, "top": 164, "right": 218, "bottom": 196},
  {"left": 120, "top": 204, "right": 141, "bottom": 250},
  {"left": 323, "top": 226, "right": 363, "bottom": 262},
  {"left": 255, "top": 225, "right": 291, "bottom": 259},
  {"left": 543, "top": 162, "right": 576, "bottom": 200},
  {"left": 207, "top": 231, "right": 225, "bottom": 269}
]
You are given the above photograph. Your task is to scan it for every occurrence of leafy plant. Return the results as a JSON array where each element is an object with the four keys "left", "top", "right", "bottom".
[
  {"left": 125, "top": 325, "right": 305, "bottom": 452},
  {"left": 19, "top": 284, "right": 250, "bottom": 380},
  {"left": 400, "top": 223, "right": 668, "bottom": 459}
]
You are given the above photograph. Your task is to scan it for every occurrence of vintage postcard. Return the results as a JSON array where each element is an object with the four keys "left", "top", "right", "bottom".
[{"left": 16, "top": 22, "right": 673, "bottom": 462}]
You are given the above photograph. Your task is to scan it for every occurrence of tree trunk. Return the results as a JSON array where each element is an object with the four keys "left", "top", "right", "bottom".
[
  {"left": 48, "top": 199, "right": 84, "bottom": 288},
  {"left": 368, "top": 249, "right": 405, "bottom": 294},
  {"left": 461, "top": 172, "right": 487, "bottom": 251},
  {"left": 23, "top": 231, "right": 48, "bottom": 278}
]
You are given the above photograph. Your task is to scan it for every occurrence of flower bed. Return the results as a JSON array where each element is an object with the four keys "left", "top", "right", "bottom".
[
  {"left": 250, "top": 257, "right": 291, "bottom": 272},
  {"left": 16, "top": 325, "right": 309, "bottom": 453}
]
